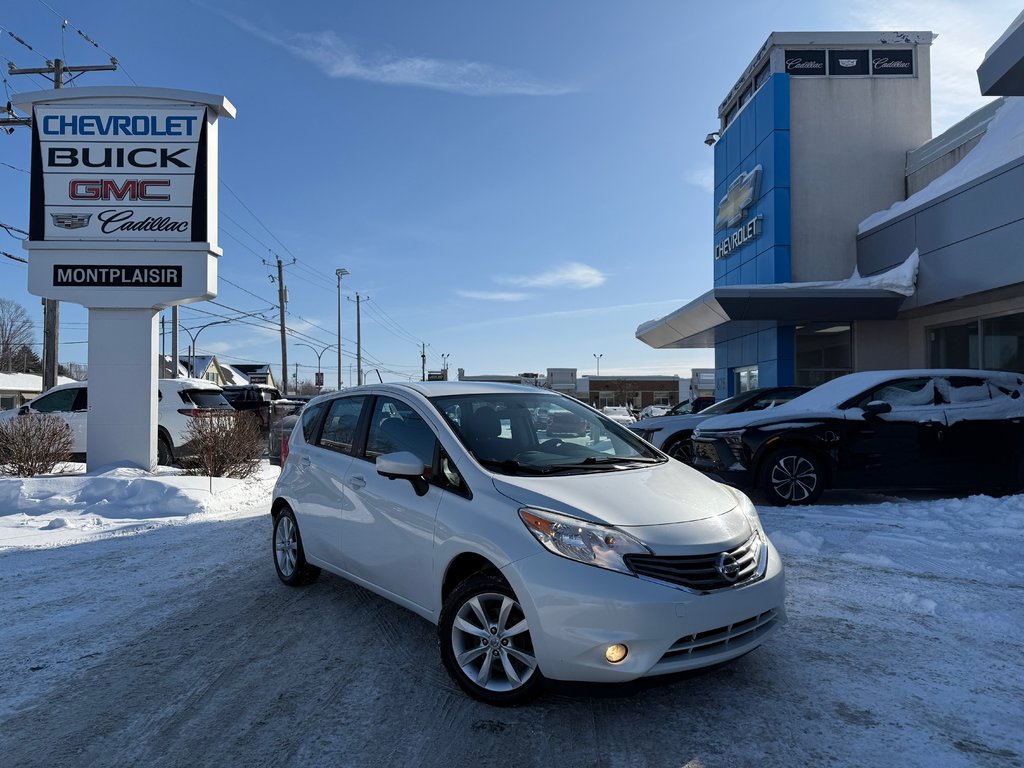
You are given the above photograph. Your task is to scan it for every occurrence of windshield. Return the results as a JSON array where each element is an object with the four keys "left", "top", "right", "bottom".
[
  {"left": 430, "top": 392, "right": 663, "bottom": 475},
  {"left": 697, "top": 391, "right": 756, "bottom": 416}
]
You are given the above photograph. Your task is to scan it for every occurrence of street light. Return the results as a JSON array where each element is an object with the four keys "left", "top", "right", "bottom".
[
  {"left": 594, "top": 353, "right": 603, "bottom": 376},
  {"left": 179, "top": 310, "right": 269, "bottom": 378},
  {"left": 336, "top": 268, "right": 349, "bottom": 390},
  {"left": 295, "top": 342, "right": 337, "bottom": 392}
]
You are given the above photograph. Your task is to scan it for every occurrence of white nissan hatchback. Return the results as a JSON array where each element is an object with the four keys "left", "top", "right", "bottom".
[{"left": 271, "top": 382, "right": 786, "bottom": 705}]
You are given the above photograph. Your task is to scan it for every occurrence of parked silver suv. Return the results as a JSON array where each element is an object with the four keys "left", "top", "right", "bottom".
[{"left": 0, "top": 377, "right": 232, "bottom": 464}]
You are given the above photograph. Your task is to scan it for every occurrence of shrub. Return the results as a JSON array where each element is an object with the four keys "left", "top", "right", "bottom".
[
  {"left": 178, "top": 411, "right": 264, "bottom": 479},
  {"left": 0, "top": 413, "right": 74, "bottom": 477}
]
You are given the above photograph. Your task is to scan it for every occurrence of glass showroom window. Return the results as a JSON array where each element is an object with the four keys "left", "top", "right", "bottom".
[
  {"left": 735, "top": 366, "right": 759, "bottom": 393},
  {"left": 653, "top": 391, "right": 672, "bottom": 406},
  {"left": 929, "top": 312, "right": 1024, "bottom": 373}
]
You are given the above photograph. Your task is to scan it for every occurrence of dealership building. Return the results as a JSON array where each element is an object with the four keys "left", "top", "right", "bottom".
[{"left": 638, "top": 18, "right": 1024, "bottom": 399}]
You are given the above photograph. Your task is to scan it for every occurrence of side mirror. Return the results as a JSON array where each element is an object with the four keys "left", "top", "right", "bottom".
[
  {"left": 863, "top": 401, "right": 892, "bottom": 417},
  {"left": 376, "top": 451, "right": 429, "bottom": 496},
  {"left": 17, "top": 405, "right": 29, "bottom": 415}
]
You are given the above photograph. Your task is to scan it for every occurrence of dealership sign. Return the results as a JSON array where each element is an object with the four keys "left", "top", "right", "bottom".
[
  {"left": 15, "top": 87, "right": 235, "bottom": 308},
  {"left": 714, "top": 165, "right": 763, "bottom": 260},
  {"left": 33, "top": 106, "right": 205, "bottom": 243}
]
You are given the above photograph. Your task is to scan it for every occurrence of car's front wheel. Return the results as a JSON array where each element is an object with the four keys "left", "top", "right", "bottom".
[
  {"left": 663, "top": 433, "right": 694, "bottom": 464},
  {"left": 761, "top": 447, "right": 825, "bottom": 505},
  {"left": 439, "top": 574, "right": 543, "bottom": 706},
  {"left": 272, "top": 506, "right": 320, "bottom": 586}
]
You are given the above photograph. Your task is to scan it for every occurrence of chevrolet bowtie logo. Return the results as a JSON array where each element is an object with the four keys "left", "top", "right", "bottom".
[
  {"left": 51, "top": 213, "right": 92, "bottom": 230},
  {"left": 714, "top": 165, "right": 762, "bottom": 232}
]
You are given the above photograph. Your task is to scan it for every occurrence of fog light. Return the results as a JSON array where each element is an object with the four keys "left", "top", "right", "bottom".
[{"left": 605, "top": 644, "right": 628, "bottom": 664}]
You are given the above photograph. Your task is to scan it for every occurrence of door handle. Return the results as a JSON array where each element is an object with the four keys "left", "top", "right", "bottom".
[
  {"left": 348, "top": 475, "right": 366, "bottom": 490},
  {"left": 298, "top": 455, "right": 311, "bottom": 468}
]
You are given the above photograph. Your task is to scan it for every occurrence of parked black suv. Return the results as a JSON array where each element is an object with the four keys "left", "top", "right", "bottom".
[
  {"left": 222, "top": 385, "right": 283, "bottom": 434},
  {"left": 691, "top": 369, "right": 1024, "bottom": 505}
]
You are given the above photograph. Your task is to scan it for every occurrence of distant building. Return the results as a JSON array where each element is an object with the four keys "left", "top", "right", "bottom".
[
  {"left": 579, "top": 375, "right": 682, "bottom": 410},
  {"left": 230, "top": 364, "right": 278, "bottom": 389}
]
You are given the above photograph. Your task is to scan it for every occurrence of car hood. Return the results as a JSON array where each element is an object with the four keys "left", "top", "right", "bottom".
[
  {"left": 632, "top": 413, "right": 710, "bottom": 433},
  {"left": 489, "top": 460, "right": 740, "bottom": 527},
  {"left": 695, "top": 405, "right": 840, "bottom": 432}
]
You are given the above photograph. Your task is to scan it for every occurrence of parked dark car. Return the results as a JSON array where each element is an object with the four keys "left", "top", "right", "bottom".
[
  {"left": 631, "top": 386, "right": 810, "bottom": 463},
  {"left": 665, "top": 396, "right": 716, "bottom": 416},
  {"left": 546, "top": 409, "right": 589, "bottom": 437},
  {"left": 690, "top": 369, "right": 1024, "bottom": 505},
  {"left": 222, "top": 385, "right": 282, "bottom": 434}
]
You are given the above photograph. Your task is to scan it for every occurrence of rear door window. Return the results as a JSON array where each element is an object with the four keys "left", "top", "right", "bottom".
[
  {"left": 301, "top": 402, "right": 328, "bottom": 443},
  {"left": 318, "top": 396, "right": 367, "bottom": 455},
  {"left": 31, "top": 388, "right": 78, "bottom": 413}
]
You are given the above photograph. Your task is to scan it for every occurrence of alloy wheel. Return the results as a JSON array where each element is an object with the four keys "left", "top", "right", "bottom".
[
  {"left": 769, "top": 454, "right": 819, "bottom": 502},
  {"left": 275, "top": 514, "right": 298, "bottom": 578},
  {"left": 451, "top": 592, "right": 537, "bottom": 693}
]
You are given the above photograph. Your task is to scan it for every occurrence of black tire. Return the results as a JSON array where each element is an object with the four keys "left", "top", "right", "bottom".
[
  {"left": 761, "top": 446, "right": 825, "bottom": 506},
  {"left": 272, "top": 507, "right": 321, "bottom": 586},
  {"left": 157, "top": 434, "right": 174, "bottom": 466},
  {"left": 438, "top": 574, "right": 543, "bottom": 706},
  {"left": 663, "top": 433, "right": 694, "bottom": 464}
]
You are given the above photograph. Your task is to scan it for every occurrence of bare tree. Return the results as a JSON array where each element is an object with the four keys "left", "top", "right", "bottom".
[{"left": 0, "top": 299, "right": 35, "bottom": 373}]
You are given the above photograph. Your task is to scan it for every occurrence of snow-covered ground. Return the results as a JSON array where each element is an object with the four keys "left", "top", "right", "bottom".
[{"left": 1, "top": 465, "right": 1022, "bottom": 767}]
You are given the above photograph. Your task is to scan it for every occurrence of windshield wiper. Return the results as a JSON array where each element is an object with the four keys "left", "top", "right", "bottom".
[
  {"left": 477, "top": 458, "right": 556, "bottom": 475},
  {"left": 540, "top": 456, "right": 663, "bottom": 472},
  {"left": 579, "top": 456, "right": 661, "bottom": 465}
]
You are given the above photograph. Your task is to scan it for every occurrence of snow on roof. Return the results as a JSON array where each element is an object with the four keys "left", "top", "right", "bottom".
[
  {"left": 218, "top": 364, "right": 249, "bottom": 386},
  {"left": 859, "top": 97, "right": 1024, "bottom": 234},
  {"left": 0, "top": 372, "right": 78, "bottom": 393}
]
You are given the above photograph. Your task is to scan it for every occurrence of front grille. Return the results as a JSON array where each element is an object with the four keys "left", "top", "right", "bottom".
[
  {"left": 624, "top": 532, "right": 765, "bottom": 592},
  {"left": 658, "top": 609, "right": 779, "bottom": 663}
]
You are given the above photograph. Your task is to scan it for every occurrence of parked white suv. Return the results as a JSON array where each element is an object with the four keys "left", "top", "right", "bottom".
[{"left": 0, "top": 378, "right": 233, "bottom": 465}]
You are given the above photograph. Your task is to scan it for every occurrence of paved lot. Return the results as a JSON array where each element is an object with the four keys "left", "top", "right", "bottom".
[{"left": 1, "top": 492, "right": 1022, "bottom": 768}]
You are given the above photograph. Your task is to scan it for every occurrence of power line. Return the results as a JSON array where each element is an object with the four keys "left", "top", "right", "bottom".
[{"left": 31, "top": 0, "right": 138, "bottom": 84}]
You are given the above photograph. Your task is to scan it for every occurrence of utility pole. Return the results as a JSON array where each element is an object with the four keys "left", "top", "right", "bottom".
[
  {"left": 336, "top": 268, "right": 349, "bottom": 390},
  {"left": 264, "top": 253, "right": 294, "bottom": 395},
  {"left": 356, "top": 294, "right": 362, "bottom": 386},
  {"left": 3, "top": 56, "right": 118, "bottom": 391},
  {"left": 421, "top": 343, "right": 427, "bottom": 381}
]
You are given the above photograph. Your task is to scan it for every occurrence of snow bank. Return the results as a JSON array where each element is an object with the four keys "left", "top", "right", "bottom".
[{"left": 0, "top": 463, "right": 279, "bottom": 549}]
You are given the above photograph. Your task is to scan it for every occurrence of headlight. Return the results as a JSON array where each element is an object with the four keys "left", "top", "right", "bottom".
[
  {"left": 519, "top": 508, "right": 651, "bottom": 574},
  {"left": 724, "top": 485, "right": 762, "bottom": 530},
  {"left": 697, "top": 428, "right": 745, "bottom": 440}
]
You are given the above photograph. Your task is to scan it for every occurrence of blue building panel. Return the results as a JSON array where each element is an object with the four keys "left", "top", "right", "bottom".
[
  {"left": 711, "top": 73, "right": 793, "bottom": 395},
  {"left": 739, "top": 106, "right": 756, "bottom": 162}
]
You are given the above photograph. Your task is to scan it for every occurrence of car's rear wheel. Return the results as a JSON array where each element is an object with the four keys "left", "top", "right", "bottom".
[
  {"left": 439, "top": 574, "right": 543, "bottom": 706},
  {"left": 761, "top": 447, "right": 825, "bottom": 505},
  {"left": 157, "top": 434, "right": 173, "bottom": 466},
  {"left": 663, "top": 433, "right": 694, "bottom": 464},
  {"left": 273, "top": 507, "right": 320, "bottom": 586}
]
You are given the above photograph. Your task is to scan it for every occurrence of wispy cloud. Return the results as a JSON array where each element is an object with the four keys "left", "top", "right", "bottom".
[
  {"left": 685, "top": 165, "right": 715, "bottom": 193},
  {"left": 846, "top": 1, "right": 1020, "bottom": 132},
  {"left": 456, "top": 290, "right": 530, "bottom": 302},
  {"left": 498, "top": 262, "right": 606, "bottom": 290},
  {"left": 226, "top": 15, "right": 574, "bottom": 96}
]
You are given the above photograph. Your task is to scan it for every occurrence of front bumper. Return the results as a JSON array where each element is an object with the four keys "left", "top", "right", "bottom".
[
  {"left": 691, "top": 438, "right": 756, "bottom": 487},
  {"left": 500, "top": 539, "right": 786, "bottom": 683}
]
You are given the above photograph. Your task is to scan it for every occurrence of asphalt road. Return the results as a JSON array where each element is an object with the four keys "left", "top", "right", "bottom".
[{"left": 1, "top": 498, "right": 1021, "bottom": 768}]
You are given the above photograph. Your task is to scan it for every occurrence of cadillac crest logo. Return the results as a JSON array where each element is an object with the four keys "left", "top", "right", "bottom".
[
  {"left": 714, "top": 165, "right": 762, "bottom": 232},
  {"left": 50, "top": 213, "right": 92, "bottom": 230}
]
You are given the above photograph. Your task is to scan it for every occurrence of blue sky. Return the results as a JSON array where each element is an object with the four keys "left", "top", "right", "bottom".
[{"left": 0, "top": 1, "right": 1019, "bottom": 386}]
